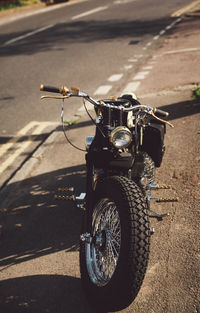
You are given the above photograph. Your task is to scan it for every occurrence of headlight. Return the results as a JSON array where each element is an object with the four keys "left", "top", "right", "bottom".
[{"left": 110, "top": 126, "right": 132, "bottom": 149}]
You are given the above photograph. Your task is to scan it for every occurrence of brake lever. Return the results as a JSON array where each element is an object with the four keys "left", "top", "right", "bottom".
[
  {"left": 150, "top": 112, "right": 174, "bottom": 128},
  {"left": 41, "top": 95, "right": 70, "bottom": 100}
]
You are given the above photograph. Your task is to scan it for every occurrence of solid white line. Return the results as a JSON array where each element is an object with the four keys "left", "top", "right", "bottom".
[
  {"left": 0, "top": 121, "right": 57, "bottom": 159},
  {"left": 0, "top": 122, "right": 55, "bottom": 175},
  {"left": 133, "top": 71, "right": 149, "bottom": 80},
  {"left": 108, "top": 74, "right": 123, "bottom": 82},
  {"left": 4, "top": 24, "right": 54, "bottom": 46},
  {"left": 0, "top": 121, "right": 38, "bottom": 158},
  {"left": 123, "top": 82, "right": 140, "bottom": 93},
  {"left": 94, "top": 85, "right": 112, "bottom": 95},
  {"left": 72, "top": 6, "right": 108, "bottom": 20},
  {"left": 162, "top": 48, "right": 200, "bottom": 55}
]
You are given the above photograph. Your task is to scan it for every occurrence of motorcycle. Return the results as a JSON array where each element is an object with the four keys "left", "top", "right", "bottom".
[{"left": 40, "top": 84, "right": 176, "bottom": 311}]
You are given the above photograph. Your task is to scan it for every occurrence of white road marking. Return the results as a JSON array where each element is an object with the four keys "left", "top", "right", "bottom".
[
  {"left": 153, "top": 35, "right": 160, "bottom": 40},
  {"left": 123, "top": 81, "right": 140, "bottom": 93},
  {"left": 172, "top": 1, "right": 197, "bottom": 17},
  {"left": 143, "top": 66, "right": 153, "bottom": 70},
  {"left": 94, "top": 85, "right": 112, "bottom": 95},
  {"left": 133, "top": 71, "right": 149, "bottom": 80},
  {"left": 0, "top": 121, "right": 56, "bottom": 175},
  {"left": 72, "top": 6, "right": 108, "bottom": 20},
  {"left": 159, "top": 29, "right": 166, "bottom": 36},
  {"left": 108, "top": 74, "right": 123, "bottom": 82},
  {"left": 79, "top": 102, "right": 94, "bottom": 111},
  {"left": 162, "top": 47, "right": 200, "bottom": 55},
  {"left": 114, "top": 0, "right": 137, "bottom": 4},
  {"left": 4, "top": 24, "right": 54, "bottom": 46},
  {"left": 0, "top": 0, "right": 88, "bottom": 26},
  {"left": 135, "top": 54, "right": 143, "bottom": 58},
  {"left": 166, "top": 24, "right": 173, "bottom": 30},
  {"left": 124, "top": 64, "right": 133, "bottom": 70},
  {"left": 0, "top": 121, "right": 38, "bottom": 159},
  {"left": 128, "top": 58, "right": 138, "bottom": 62}
]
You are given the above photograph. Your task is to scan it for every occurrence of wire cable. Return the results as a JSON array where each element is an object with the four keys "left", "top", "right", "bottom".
[{"left": 61, "top": 99, "right": 86, "bottom": 152}]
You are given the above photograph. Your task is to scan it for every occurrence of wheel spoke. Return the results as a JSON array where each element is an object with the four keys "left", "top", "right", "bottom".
[{"left": 86, "top": 198, "right": 121, "bottom": 286}]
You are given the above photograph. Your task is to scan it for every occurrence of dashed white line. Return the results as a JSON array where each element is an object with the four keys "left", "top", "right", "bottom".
[
  {"left": 135, "top": 54, "right": 143, "bottom": 58},
  {"left": 143, "top": 66, "right": 153, "bottom": 70},
  {"left": 79, "top": 102, "right": 94, "bottom": 111},
  {"left": 108, "top": 74, "right": 123, "bottom": 82},
  {"left": 166, "top": 24, "right": 173, "bottom": 30},
  {"left": 133, "top": 71, "right": 149, "bottom": 80},
  {"left": 123, "top": 81, "right": 141, "bottom": 93},
  {"left": 94, "top": 85, "right": 112, "bottom": 95},
  {"left": 159, "top": 29, "right": 166, "bottom": 36},
  {"left": 146, "top": 42, "right": 152, "bottom": 47},
  {"left": 0, "top": 0, "right": 87, "bottom": 26},
  {"left": 128, "top": 58, "right": 138, "bottom": 62},
  {"left": 4, "top": 24, "right": 54, "bottom": 46},
  {"left": 72, "top": 6, "right": 108, "bottom": 20},
  {"left": 153, "top": 35, "right": 160, "bottom": 41},
  {"left": 124, "top": 65, "right": 133, "bottom": 70}
]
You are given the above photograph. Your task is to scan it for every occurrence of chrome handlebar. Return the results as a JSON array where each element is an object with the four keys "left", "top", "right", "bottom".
[{"left": 40, "top": 84, "right": 174, "bottom": 127}]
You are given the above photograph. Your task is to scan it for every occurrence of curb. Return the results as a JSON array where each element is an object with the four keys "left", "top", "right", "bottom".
[{"left": 172, "top": 0, "right": 200, "bottom": 17}]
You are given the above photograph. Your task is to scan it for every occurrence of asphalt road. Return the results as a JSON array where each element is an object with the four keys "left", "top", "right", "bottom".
[{"left": 0, "top": 0, "right": 189, "bottom": 188}]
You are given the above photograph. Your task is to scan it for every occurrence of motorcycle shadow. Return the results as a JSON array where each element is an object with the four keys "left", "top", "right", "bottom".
[
  {"left": 0, "top": 164, "right": 87, "bottom": 266},
  {"left": 0, "top": 164, "right": 109, "bottom": 313},
  {"left": 0, "top": 274, "right": 107, "bottom": 313}
]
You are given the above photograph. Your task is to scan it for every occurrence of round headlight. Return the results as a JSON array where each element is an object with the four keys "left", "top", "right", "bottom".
[{"left": 110, "top": 126, "right": 132, "bottom": 149}]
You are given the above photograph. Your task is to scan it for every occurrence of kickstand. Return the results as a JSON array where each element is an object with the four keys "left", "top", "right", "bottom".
[{"left": 148, "top": 208, "right": 170, "bottom": 221}]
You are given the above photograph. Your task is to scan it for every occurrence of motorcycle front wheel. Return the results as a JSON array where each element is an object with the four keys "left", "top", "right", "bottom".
[{"left": 80, "top": 176, "right": 150, "bottom": 311}]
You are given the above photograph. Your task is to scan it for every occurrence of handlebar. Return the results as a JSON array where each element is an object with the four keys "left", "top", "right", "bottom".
[
  {"left": 40, "top": 84, "right": 69, "bottom": 95},
  {"left": 40, "top": 84, "right": 172, "bottom": 126},
  {"left": 153, "top": 108, "right": 169, "bottom": 118}
]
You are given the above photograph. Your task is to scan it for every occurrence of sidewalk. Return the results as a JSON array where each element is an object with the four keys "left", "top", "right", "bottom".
[{"left": 0, "top": 12, "right": 199, "bottom": 313}]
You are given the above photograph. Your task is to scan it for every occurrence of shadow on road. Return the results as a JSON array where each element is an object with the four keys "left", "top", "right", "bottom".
[
  {"left": 0, "top": 16, "right": 177, "bottom": 56},
  {"left": 157, "top": 98, "right": 200, "bottom": 121},
  {"left": 0, "top": 274, "right": 107, "bottom": 313},
  {"left": 0, "top": 164, "right": 86, "bottom": 268}
]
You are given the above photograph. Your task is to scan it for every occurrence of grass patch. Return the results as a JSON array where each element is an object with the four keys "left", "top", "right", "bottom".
[
  {"left": 64, "top": 120, "right": 78, "bottom": 126},
  {"left": 0, "top": 0, "right": 41, "bottom": 11},
  {"left": 193, "top": 86, "right": 200, "bottom": 102}
]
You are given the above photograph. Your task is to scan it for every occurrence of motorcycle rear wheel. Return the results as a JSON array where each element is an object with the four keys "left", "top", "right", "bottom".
[{"left": 80, "top": 176, "right": 150, "bottom": 311}]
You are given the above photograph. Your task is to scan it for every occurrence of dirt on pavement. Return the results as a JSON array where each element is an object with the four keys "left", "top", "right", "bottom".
[{"left": 0, "top": 13, "right": 200, "bottom": 313}]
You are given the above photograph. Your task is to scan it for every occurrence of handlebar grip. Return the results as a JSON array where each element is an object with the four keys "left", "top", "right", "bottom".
[
  {"left": 153, "top": 108, "right": 169, "bottom": 118},
  {"left": 40, "top": 84, "right": 61, "bottom": 93}
]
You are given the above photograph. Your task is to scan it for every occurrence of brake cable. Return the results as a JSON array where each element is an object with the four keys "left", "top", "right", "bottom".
[{"left": 61, "top": 98, "right": 86, "bottom": 152}]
